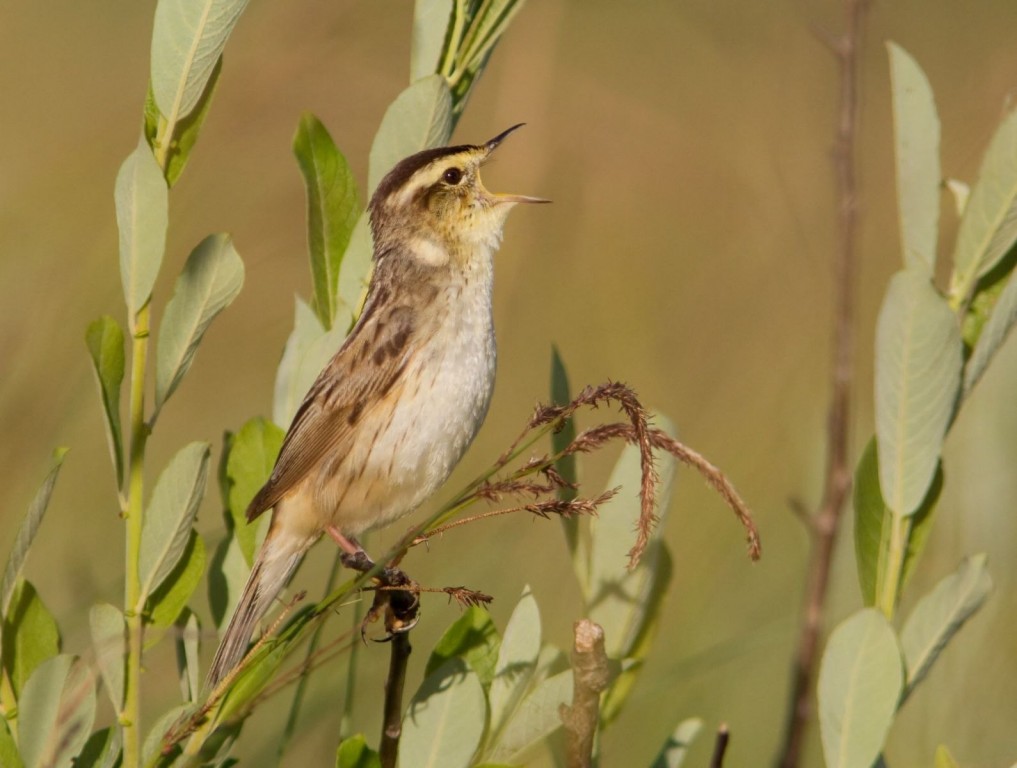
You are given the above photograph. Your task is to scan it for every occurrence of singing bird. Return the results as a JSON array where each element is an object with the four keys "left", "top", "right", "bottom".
[{"left": 207, "top": 125, "right": 547, "bottom": 686}]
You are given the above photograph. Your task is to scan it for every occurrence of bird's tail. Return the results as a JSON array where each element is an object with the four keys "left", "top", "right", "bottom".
[{"left": 206, "top": 529, "right": 308, "bottom": 689}]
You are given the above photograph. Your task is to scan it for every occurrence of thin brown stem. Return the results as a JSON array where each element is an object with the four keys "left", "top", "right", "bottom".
[
  {"left": 710, "top": 724, "right": 731, "bottom": 768},
  {"left": 777, "top": 1, "right": 867, "bottom": 766},
  {"left": 378, "top": 632, "right": 412, "bottom": 768}
]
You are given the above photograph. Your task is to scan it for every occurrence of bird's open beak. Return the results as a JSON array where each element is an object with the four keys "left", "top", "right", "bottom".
[{"left": 483, "top": 125, "right": 551, "bottom": 204}]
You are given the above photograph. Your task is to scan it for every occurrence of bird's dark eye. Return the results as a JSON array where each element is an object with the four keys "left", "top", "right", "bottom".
[{"left": 443, "top": 167, "right": 463, "bottom": 185}]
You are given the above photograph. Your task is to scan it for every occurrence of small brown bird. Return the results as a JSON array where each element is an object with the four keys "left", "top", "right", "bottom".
[{"left": 207, "top": 125, "right": 547, "bottom": 687}]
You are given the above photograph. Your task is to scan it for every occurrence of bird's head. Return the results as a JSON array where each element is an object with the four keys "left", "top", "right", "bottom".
[{"left": 368, "top": 124, "right": 548, "bottom": 268}]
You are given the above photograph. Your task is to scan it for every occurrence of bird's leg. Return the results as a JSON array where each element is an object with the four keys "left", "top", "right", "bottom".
[{"left": 326, "top": 527, "right": 375, "bottom": 572}]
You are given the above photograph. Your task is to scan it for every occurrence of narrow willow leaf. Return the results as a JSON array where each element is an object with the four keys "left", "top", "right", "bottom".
[
  {"left": 155, "top": 233, "right": 244, "bottom": 414},
  {"left": 226, "top": 417, "right": 284, "bottom": 565},
  {"left": 273, "top": 297, "right": 350, "bottom": 428},
  {"left": 73, "top": 727, "right": 121, "bottom": 768},
  {"left": 900, "top": 554, "right": 992, "bottom": 699},
  {"left": 818, "top": 609, "right": 903, "bottom": 768},
  {"left": 2, "top": 581, "right": 60, "bottom": 697},
  {"left": 887, "top": 42, "right": 940, "bottom": 274},
  {"left": 176, "top": 609, "right": 201, "bottom": 703},
  {"left": 425, "top": 605, "right": 501, "bottom": 687},
  {"left": 950, "top": 108, "right": 1017, "bottom": 301},
  {"left": 89, "top": 603, "right": 125, "bottom": 710},
  {"left": 150, "top": 0, "right": 251, "bottom": 123},
  {"left": 1, "top": 448, "right": 68, "bottom": 618},
  {"left": 148, "top": 529, "right": 206, "bottom": 628},
  {"left": 412, "top": 0, "right": 454, "bottom": 82},
  {"left": 368, "top": 74, "right": 453, "bottom": 193},
  {"left": 18, "top": 655, "right": 96, "bottom": 768},
  {"left": 453, "top": 0, "right": 526, "bottom": 88},
  {"left": 875, "top": 269, "right": 961, "bottom": 515},
  {"left": 934, "top": 745, "right": 960, "bottom": 768},
  {"left": 486, "top": 669, "right": 572, "bottom": 765},
  {"left": 588, "top": 414, "right": 677, "bottom": 658},
  {"left": 0, "top": 719, "right": 22, "bottom": 768},
  {"left": 550, "top": 347, "right": 583, "bottom": 588},
  {"left": 964, "top": 266, "right": 1017, "bottom": 396},
  {"left": 209, "top": 535, "right": 248, "bottom": 629},
  {"left": 650, "top": 718, "right": 704, "bottom": 768},
  {"left": 335, "top": 216, "right": 373, "bottom": 322},
  {"left": 853, "top": 438, "right": 942, "bottom": 605},
  {"left": 116, "top": 138, "right": 169, "bottom": 320},
  {"left": 139, "top": 442, "right": 211, "bottom": 606},
  {"left": 401, "top": 658, "right": 486, "bottom": 768},
  {"left": 294, "top": 114, "right": 360, "bottom": 330},
  {"left": 141, "top": 703, "right": 191, "bottom": 767},
  {"left": 488, "top": 586, "right": 541, "bottom": 738},
  {"left": 336, "top": 734, "right": 381, "bottom": 768},
  {"left": 86, "top": 316, "right": 125, "bottom": 489},
  {"left": 144, "top": 57, "right": 222, "bottom": 187}
]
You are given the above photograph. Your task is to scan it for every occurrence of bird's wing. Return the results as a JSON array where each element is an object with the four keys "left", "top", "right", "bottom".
[{"left": 245, "top": 300, "right": 417, "bottom": 522}]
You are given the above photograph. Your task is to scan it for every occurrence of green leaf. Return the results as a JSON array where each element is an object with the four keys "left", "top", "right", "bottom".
[
  {"left": 209, "top": 535, "right": 248, "bottom": 629},
  {"left": 401, "top": 658, "right": 486, "bottom": 768},
  {"left": 89, "top": 603, "right": 124, "bottom": 710},
  {"left": 964, "top": 264, "right": 1017, "bottom": 397},
  {"left": 650, "top": 718, "right": 704, "bottom": 768},
  {"left": 150, "top": 0, "right": 250, "bottom": 124},
  {"left": 176, "top": 609, "right": 201, "bottom": 703},
  {"left": 73, "top": 727, "right": 121, "bottom": 768},
  {"left": 875, "top": 269, "right": 961, "bottom": 515},
  {"left": 1, "top": 448, "right": 68, "bottom": 618},
  {"left": 449, "top": 0, "right": 528, "bottom": 113},
  {"left": 144, "top": 57, "right": 222, "bottom": 187},
  {"left": 336, "top": 734, "right": 381, "bottom": 768},
  {"left": 86, "top": 316, "right": 125, "bottom": 489},
  {"left": 147, "top": 529, "right": 206, "bottom": 628},
  {"left": 155, "top": 233, "right": 244, "bottom": 414},
  {"left": 425, "top": 605, "right": 501, "bottom": 687},
  {"left": 368, "top": 74, "right": 453, "bottom": 193},
  {"left": 934, "top": 745, "right": 960, "bottom": 768},
  {"left": 225, "top": 417, "right": 284, "bottom": 564},
  {"left": 139, "top": 442, "right": 211, "bottom": 607},
  {"left": 950, "top": 107, "right": 1017, "bottom": 303},
  {"left": 2, "top": 581, "right": 60, "bottom": 697},
  {"left": 488, "top": 586, "right": 541, "bottom": 739},
  {"left": 335, "top": 217, "right": 373, "bottom": 324},
  {"left": 411, "top": 0, "right": 454, "bottom": 82},
  {"left": 887, "top": 42, "right": 940, "bottom": 274},
  {"left": 141, "top": 703, "right": 190, "bottom": 767},
  {"left": 485, "top": 669, "right": 572, "bottom": 765},
  {"left": 116, "top": 138, "right": 169, "bottom": 321},
  {"left": 0, "top": 707, "right": 24, "bottom": 768},
  {"left": 18, "top": 655, "right": 95, "bottom": 768},
  {"left": 818, "top": 609, "right": 903, "bottom": 768},
  {"left": 900, "top": 554, "right": 992, "bottom": 700},
  {"left": 293, "top": 113, "right": 360, "bottom": 330},
  {"left": 273, "top": 297, "right": 352, "bottom": 428},
  {"left": 853, "top": 438, "right": 942, "bottom": 605},
  {"left": 550, "top": 346, "right": 583, "bottom": 585}
]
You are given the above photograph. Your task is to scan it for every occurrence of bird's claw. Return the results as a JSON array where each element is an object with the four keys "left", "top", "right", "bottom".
[{"left": 358, "top": 567, "right": 420, "bottom": 642}]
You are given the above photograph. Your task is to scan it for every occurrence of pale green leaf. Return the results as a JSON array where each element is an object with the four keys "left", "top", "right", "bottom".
[
  {"left": 412, "top": 0, "right": 453, "bottom": 82},
  {"left": 853, "top": 438, "right": 942, "bottom": 605},
  {"left": 139, "top": 442, "right": 211, "bottom": 606},
  {"left": 964, "top": 265, "right": 1017, "bottom": 397},
  {"left": 0, "top": 719, "right": 23, "bottom": 768},
  {"left": 150, "top": 0, "right": 250, "bottom": 123},
  {"left": 86, "top": 316, "right": 125, "bottom": 489},
  {"left": 225, "top": 417, "right": 284, "bottom": 565},
  {"left": 293, "top": 113, "right": 360, "bottom": 329},
  {"left": 875, "top": 269, "right": 961, "bottom": 515},
  {"left": 488, "top": 586, "right": 541, "bottom": 738},
  {"left": 2, "top": 581, "right": 60, "bottom": 697},
  {"left": 72, "top": 727, "right": 121, "bottom": 768},
  {"left": 934, "top": 745, "right": 960, "bottom": 768},
  {"left": 273, "top": 297, "right": 351, "bottom": 428},
  {"left": 176, "top": 609, "right": 201, "bottom": 703},
  {"left": 486, "top": 669, "right": 572, "bottom": 765},
  {"left": 818, "top": 609, "right": 903, "bottom": 768},
  {"left": 89, "top": 603, "right": 124, "bottom": 710},
  {"left": 209, "top": 535, "right": 249, "bottom": 629},
  {"left": 155, "top": 233, "right": 244, "bottom": 414},
  {"left": 900, "top": 554, "right": 992, "bottom": 700},
  {"left": 144, "top": 58, "right": 222, "bottom": 187},
  {"left": 335, "top": 216, "right": 373, "bottom": 322},
  {"left": 336, "top": 734, "right": 380, "bottom": 768},
  {"left": 147, "top": 529, "right": 206, "bottom": 628},
  {"left": 18, "top": 655, "right": 96, "bottom": 768},
  {"left": 950, "top": 108, "right": 1017, "bottom": 302},
  {"left": 888, "top": 42, "right": 940, "bottom": 274},
  {"left": 2, "top": 448, "right": 68, "bottom": 619},
  {"left": 141, "top": 703, "right": 191, "bottom": 767},
  {"left": 550, "top": 346, "right": 582, "bottom": 586},
  {"left": 401, "top": 658, "right": 486, "bottom": 768},
  {"left": 116, "top": 138, "right": 168, "bottom": 320},
  {"left": 650, "top": 717, "right": 704, "bottom": 768},
  {"left": 425, "top": 605, "right": 501, "bottom": 687},
  {"left": 368, "top": 74, "right": 453, "bottom": 193},
  {"left": 452, "top": 0, "right": 527, "bottom": 109}
]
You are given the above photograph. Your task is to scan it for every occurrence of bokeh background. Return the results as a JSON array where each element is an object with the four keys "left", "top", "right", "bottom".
[{"left": 3, "top": 1, "right": 1017, "bottom": 765}]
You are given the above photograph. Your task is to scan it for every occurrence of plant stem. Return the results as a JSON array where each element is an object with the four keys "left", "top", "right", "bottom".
[
  {"left": 878, "top": 513, "right": 910, "bottom": 618},
  {"left": 378, "top": 632, "right": 412, "bottom": 768},
  {"left": 123, "top": 303, "right": 151, "bottom": 768},
  {"left": 777, "top": 1, "right": 867, "bottom": 766}
]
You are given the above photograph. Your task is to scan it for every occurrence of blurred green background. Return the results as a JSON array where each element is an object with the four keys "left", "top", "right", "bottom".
[{"left": 3, "top": 1, "right": 1017, "bottom": 765}]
